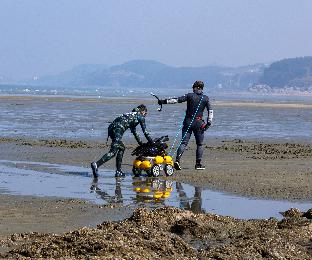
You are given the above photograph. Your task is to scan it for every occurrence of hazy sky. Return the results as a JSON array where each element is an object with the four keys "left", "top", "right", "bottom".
[{"left": 1, "top": 0, "right": 312, "bottom": 79}]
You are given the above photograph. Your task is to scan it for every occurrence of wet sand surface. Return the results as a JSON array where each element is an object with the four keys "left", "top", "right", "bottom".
[
  {"left": 0, "top": 96, "right": 312, "bottom": 258},
  {"left": 1, "top": 94, "right": 312, "bottom": 108},
  {"left": 1, "top": 137, "right": 312, "bottom": 202},
  {"left": 1, "top": 137, "right": 312, "bottom": 258}
]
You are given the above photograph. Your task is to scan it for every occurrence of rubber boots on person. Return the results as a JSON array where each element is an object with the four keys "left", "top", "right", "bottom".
[
  {"left": 115, "top": 170, "right": 125, "bottom": 178},
  {"left": 91, "top": 162, "right": 98, "bottom": 178},
  {"left": 195, "top": 160, "right": 205, "bottom": 170},
  {"left": 174, "top": 161, "right": 182, "bottom": 170}
]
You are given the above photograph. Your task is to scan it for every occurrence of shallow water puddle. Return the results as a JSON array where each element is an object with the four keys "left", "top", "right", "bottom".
[{"left": 0, "top": 159, "right": 311, "bottom": 220}]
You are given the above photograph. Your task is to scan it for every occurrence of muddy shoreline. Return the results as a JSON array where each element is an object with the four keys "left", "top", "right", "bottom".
[
  {"left": 1, "top": 135, "right": 312, "bottom": 257},
  {"left": 1, "top": 94, "right": 312, "bottom": 108},
  {"left": 1, "top": 137, "right": 312, "bottom": 201}
]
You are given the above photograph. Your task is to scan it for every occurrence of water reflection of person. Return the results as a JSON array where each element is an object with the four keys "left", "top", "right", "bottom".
[
  {"left": 90, "top": 177, "right": 123, "bottom": 204},
  {"left": 176, "top": 182, "right": 204, "bottom": 214}
]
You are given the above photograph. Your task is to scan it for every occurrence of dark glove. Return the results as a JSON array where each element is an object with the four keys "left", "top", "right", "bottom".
[
  {"left": 158, "top": 99, "right": 167, "bottom": 105},
  {"left": 201, "top": 122, "right": 211, "bottom": 131}
]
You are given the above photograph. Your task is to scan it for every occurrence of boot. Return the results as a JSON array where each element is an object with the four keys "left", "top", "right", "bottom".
[
  {"left": 115, "top": 170, "right": 125, "bottom": 178},
  {"left": 115, "top": 149, "right": 125, "bottom": 177},
  {"left": 174, "top": 161, "right": 182, "bottom": 170},
  {"left": 195, "top": 160, "right": 205, "bottom": 170},
  {"left": 91, "top": 162, "right": 98, "bottom": 178}
]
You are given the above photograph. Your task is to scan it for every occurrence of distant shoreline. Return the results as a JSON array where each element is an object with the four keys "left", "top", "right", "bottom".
[{"left": 1, "top": 94, "right": 312, "bottom": 108}]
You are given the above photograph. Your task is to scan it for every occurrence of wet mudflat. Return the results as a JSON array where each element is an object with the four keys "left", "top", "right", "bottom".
[
  {"left": 1, "top": 145, "right": 311, "bottom": 258},
  {"left": 1, "top": 159, "right": 311, "bottom": 220},
  {"left": 0, "top": 95, "right": 312, "bottom": 258},
  {"left": 1, "top": 95, "right": 312, "bottom": 142}
]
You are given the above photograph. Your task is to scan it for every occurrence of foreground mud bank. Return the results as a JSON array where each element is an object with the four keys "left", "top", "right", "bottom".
[{"left": 1, "top": 207, "right": 312, "bottom": 259}]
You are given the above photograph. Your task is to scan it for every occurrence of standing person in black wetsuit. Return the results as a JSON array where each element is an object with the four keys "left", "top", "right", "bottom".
[
  {"left": 91, "top": 104, "right": 154, "bottom": 178},
  {"left": 158, "top": 80, "right": 213, "bottom": 170}
]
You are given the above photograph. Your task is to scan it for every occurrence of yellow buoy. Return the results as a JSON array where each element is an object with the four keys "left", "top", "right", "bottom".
[
  {"left": 164, "top": 191, "right": 171, "bottom": 196},
  {"left": 154, "top": 155, "right": 164, "bottom": 164},
  {"left": 162, "top": 191, "right": 171, "bottom": 198},
  {"left": 140, "top": 160, "right": 152, "bottom": 169},
  {"left": 163, "top": 155, "right": 173, "bottom": 164},
  {"left": 141, "top": 187, "right": 151, "bottom": 193},
  {"left": 153, "top": 191, "right": 163, "bottom": 199},
  {"left": 133, "top": 187, "right": 141, "bottom": 192},
  {"left": 133, "top": 159, "right": 142, "bottom": 168}
]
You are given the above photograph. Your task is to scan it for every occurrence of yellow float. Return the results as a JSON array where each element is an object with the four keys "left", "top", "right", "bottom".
[
  {"left": 154, "top": 155, "right": 164, "bottom": 164},
  {"left": 133, "top": 159, "right": 142, "bottom": 168},
  {"left": 162, "top": 191, "right": 171, "bottom": 198},
  {"left": 153, "top": 191, "right": 163, "bottom": 199},
  {"left": 140, "top": 187, "right": 151, "bottom": 193},
  {"left": 133, "top": 187, "right": 141, "bottom": 192},
  {"left": 163, "top": 155, "right": 173, "bottom": 164},
  {"left": 139, "top": 160, "right": 152, "bottom": 169}
]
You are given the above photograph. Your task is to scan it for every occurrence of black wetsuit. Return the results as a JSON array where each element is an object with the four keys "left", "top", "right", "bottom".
[
  {"left": 163, "top": 90, "right": 212, "bottom": 163},
  {"left": 96, "top": 111, "right": 153, "bottom": 171}
]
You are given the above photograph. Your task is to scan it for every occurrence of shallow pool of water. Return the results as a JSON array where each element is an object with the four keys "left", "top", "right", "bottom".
[{"left": 0, "top": 159, "right": 311, "bottom": 220}]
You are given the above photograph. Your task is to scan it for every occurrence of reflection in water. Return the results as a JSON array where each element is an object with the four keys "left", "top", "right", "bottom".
[
  {"left": 176, "top": 182, "right": 204, "bottom": 214},
  {"left": 1, "top": 160, "right": 311, "bottom": 219},
  {"left": 90, "top": 176, "right": 176, "bottom": 206},
  {"left": 90, "top": 177, "right": 123, "bottom": 204},
  {"left": 90, "top": 176, "right": 204, "bottom": 214},
  {"left": 132, "top": 177, "right": 173, "bottom": 205}
]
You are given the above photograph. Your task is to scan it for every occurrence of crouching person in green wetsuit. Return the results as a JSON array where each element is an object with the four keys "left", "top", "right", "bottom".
[{"left": 91, "top": 104, "right": 154, "bottom": 178}]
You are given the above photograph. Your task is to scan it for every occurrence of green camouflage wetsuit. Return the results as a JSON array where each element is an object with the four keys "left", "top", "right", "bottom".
[{"left": 96, "top": 111, "right": 153, "bottom": 172}]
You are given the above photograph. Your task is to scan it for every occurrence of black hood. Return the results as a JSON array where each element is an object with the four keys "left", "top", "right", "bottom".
[{"left": 193, "top": 88, "right": 203, "bottom": 95}]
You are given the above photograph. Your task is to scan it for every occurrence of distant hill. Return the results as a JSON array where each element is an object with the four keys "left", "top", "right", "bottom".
[
  {"left": 5, "top": 57, "right": 312, "bottom": 94},
  {"left": 29, "top": 60, "right": 264, "bottom": 92},
  {"left": 251, "top": 57, "right": 312, "bottom": 93},
  {"left": 32, "top": 64, "right": 109, "bottom": 87}
]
